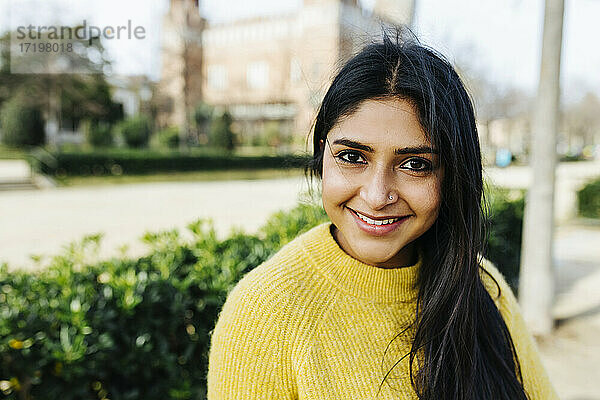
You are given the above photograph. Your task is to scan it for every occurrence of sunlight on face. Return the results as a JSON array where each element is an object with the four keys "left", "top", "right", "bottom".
[{"left": 321, "top": 99, "right": 444, "bottom": 268}]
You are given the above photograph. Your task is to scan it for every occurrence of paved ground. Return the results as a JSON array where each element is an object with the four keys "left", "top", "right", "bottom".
[
  {"left": 0, "top": 159, "right": 30, "bottom": 181},
  {"left": 540, "top": 223, "right": 600, "bottom": 400},
  {"left": 0, "top": 176, "right": 315, "bottom": 269},
  {"left": 1, "top": 163, "right": 600, "bottom": 399},
  {"left": 484, "top": 160, "right": 600, "bottom": 223}
]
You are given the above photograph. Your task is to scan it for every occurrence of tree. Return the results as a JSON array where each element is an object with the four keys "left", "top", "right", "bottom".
[
  {"left": 209, "top": 110, "right": 235, "bottom": 152},
  {"left": 519, "top": 0, "right": 565, "bottom": 336},
  {"left": 455, "top": 50, "right": 533, "bottom": 164},
  {"left": 118, "top": 115, "right": 152, "bottom": 148},
  {"left": 193, "top": 102, "right": 214, "bottom": 145},
  {"left": 0, "top": 95, "right": 45, "bottom": 146},
  {"left": 59, "top": 75, "right": 123, "bottom": 131},
  {"left": 562, "top": 93, "right": 600, "bottom": 152},
  {"left": 84, "top": 120, "right": 114, "bottom": 148},
  {"left": 0, "top": 30, "right": 123, "bottom": 145},
  {"left": 157, "top": 1, "right": 205, "bottom": 148}
]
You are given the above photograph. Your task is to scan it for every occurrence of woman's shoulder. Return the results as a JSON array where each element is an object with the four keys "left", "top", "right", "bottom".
[
  {"left": 208, "top": 224, "right": 331, "bottom": 398},
  {"left": 478, "top": 257, "right": 527, "bottom": 325},
  {"left": 477, "top": 260, "right": 560, "bottom": 399},
  {"left": 236, "top": 223, "right": 327, "bottom": 287},
  {"left": 478, "top": 257, "right": 517, "bottom": 307}
]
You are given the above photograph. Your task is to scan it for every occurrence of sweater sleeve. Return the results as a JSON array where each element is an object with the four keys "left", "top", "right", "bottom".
[
  {"left": 206, "top": 270, "right": 298, "bottom": 400},
  {"left": 479, "top": 259, "right": 559, "bottom": 400}
]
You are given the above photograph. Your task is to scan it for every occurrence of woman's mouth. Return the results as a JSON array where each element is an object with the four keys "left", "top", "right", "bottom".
[{"left": 347, "top": 207, "right": 409, "bottom": 236}]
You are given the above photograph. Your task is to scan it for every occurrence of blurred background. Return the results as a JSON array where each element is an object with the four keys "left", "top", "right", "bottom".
[{"left": 0, "top": 0, "right": 598, "bottom": 399}]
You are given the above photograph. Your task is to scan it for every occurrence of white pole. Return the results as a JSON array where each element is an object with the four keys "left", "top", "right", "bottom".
[{"left": 519, "top": 0, "right": 565, "bottom": 336}]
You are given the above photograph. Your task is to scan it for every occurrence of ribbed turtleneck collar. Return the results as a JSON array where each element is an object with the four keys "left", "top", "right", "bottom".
[{"left": 298, "top": 222, "right": 421, "bottom": 304}]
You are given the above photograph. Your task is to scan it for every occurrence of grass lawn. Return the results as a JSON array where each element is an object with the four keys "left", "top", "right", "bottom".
[
  {"left": 0, "top": 145, "right": 27, "bottom": 159},
  {"left": 55, "top": 168, "right": 306, "bottom": 187}
]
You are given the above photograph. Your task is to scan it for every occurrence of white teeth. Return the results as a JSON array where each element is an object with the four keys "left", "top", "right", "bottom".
[{"left": 354, "top": 211, "right": 401, "bottom": 226}]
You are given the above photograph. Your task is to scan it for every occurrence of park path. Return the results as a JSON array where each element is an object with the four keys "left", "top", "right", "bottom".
[
  {"left": 540, "top": 222, "right": 600, "bottom": 400},
  {"left": 0, "top": 176, "right": 313, "bottom": 269}
]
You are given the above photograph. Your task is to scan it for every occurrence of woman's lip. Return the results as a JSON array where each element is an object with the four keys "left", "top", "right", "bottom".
[
  {"left": 347, "top": 207, "right": 409, "bottom": 236},
  {"left": 347, "top": 207, "right": 407, "bottom": 220}
]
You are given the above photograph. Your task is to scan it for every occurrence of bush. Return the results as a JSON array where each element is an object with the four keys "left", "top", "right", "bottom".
[
  {"left": 84, "top": 121, "right": 113, "bottom": 148},
  {"left": 118, "top": 116, "right": 152, "bottom": 148},
  {"left": 157, "top": 127, "right": 180, "bottom": 149},
  {"left": 193, "top": 103, "right": 213, "bottom": 144},
  {"left": 208, "top": 111, "right": 235, "bottom": 152},
  {"left": 258, "top": 203, "right": 329, "bottom": 248},
  {"left": 577, "top": 177, "right": 600, "bottom": 218},
  {"left": 483, "top": 188, "right": 525, "bottom": 290},
  {"left": 261, "top": 121, "right": 293, "bottom": 149},
  {"left": 0, "top": 96, "right": 45, "bottom": 147},
  {"left": 0, "top": 195, "right": 522, "bottom": 398}
]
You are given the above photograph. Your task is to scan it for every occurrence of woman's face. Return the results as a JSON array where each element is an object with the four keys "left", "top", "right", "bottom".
[{"left": 321, "top": 98, "right": 443, "bottom": 268}]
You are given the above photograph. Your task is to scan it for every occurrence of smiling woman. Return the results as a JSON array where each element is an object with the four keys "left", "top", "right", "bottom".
[{"left": 207, "top": 32, "right": 558, "bottom": 400}]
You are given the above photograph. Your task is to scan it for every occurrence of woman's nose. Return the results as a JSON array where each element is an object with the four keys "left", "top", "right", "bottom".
[{"left": 359, "top": 163, "right": 396, "bottom": 210}]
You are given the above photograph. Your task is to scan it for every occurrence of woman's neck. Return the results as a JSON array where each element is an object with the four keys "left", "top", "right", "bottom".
[{"left": 330, "top": 224, "right": 419, "bottom": 269}]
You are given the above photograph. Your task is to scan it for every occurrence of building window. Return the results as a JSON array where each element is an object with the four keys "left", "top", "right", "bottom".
[
  {"left": 246, "top": 61, "right": 269, "bottom": 89},
  {"left": 207, "top": 65, "right": 227, "bottom": 90}
]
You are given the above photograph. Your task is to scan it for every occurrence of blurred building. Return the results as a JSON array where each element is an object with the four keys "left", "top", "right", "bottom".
[
  {"left": 108, "top": 75, "right": 153, "bottom": 118},
  {"left": 156, "top": 0, "right": 206, "bottom": 135},
  {"left": 157, "top": 0, "right": 414, "bottom": 141}
]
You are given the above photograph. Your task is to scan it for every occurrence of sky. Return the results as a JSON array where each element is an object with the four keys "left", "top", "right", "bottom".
[{"left": 1, "top": 0, "right": 599, "bottom": 103}]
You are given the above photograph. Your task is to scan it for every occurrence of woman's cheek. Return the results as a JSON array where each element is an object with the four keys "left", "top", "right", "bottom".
[
  {"left": 408, "top": 179, "right": 442, "bottom": 218},
  {"left": 322, "top": 160, "right": 356, "bottom": 201}
]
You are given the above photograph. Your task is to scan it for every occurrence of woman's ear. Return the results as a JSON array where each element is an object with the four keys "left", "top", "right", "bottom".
[{"left": 319, "top": 139, "right": 324, "bottom": 151}]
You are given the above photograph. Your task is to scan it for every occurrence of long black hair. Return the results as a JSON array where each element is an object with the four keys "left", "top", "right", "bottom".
[{"left": 305, "top": 31, "right": 528, "bottom": 400}]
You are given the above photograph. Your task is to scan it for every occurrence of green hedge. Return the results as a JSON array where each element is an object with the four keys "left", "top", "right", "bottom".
[
  {"left": 577, "top": 176, "right": 600, "bottom": 219},
  {"left": 483, "top": 189, "right": 525, "bottom": 290},
  {"left": 28, "top": 149, "right": 310, "bottom": 177},
  {"left": 0, "top": 195, "right": 522, "bottom": 399}
]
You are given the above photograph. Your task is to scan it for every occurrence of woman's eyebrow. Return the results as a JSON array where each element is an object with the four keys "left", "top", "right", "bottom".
[{"left": 331, "top": 138, "right": 439, "bottom": 155}]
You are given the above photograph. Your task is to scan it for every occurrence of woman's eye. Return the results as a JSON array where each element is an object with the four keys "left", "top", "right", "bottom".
[
  {"left": 401, "top": 158, "right": 432, "bottom": 172},
  {"left": 336, "top": 151, "right": 366, "bottom": 164}
]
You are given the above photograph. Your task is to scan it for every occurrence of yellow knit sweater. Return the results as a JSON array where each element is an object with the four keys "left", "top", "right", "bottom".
[{"left": 207, "top": 222, "right": 558, "bottom": 399}]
